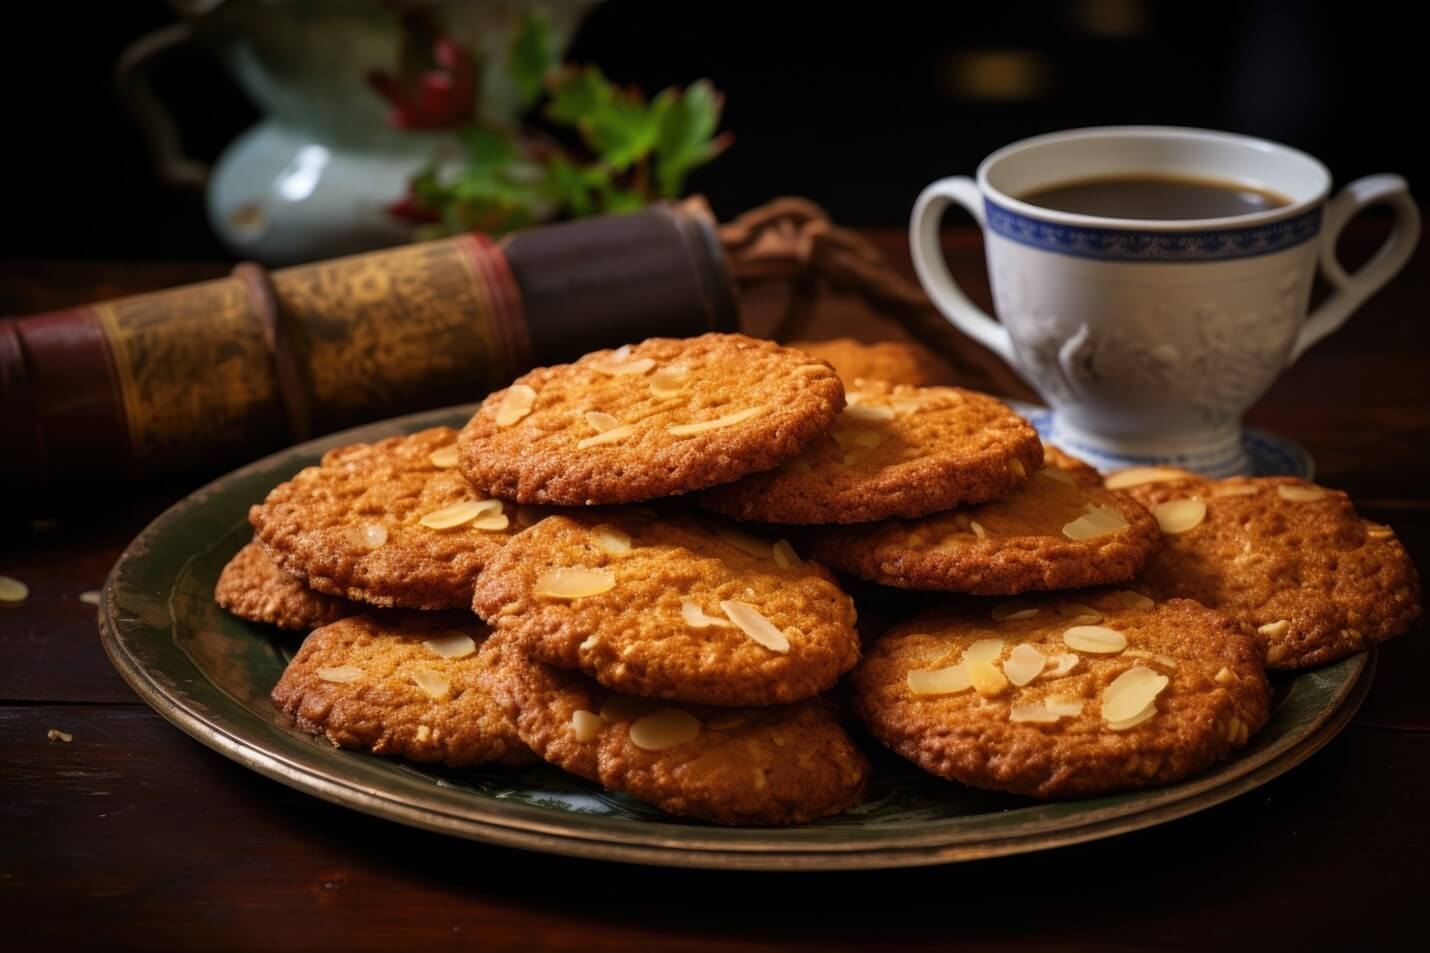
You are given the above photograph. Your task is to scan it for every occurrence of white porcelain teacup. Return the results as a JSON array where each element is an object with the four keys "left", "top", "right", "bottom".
[{"left": 910, "top": 126, "right": 1420, "bottom": 475}]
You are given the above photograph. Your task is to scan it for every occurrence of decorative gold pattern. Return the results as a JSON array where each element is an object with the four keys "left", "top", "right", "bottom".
[
  {"left": 94, "top": 278, "right": 283, "bottom": 475},
  {"left": 275, "top": 237, "right": 529, "bottom": 433}
]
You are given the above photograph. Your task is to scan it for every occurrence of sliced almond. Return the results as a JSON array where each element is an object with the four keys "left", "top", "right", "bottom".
[
  {"left": 628, "top": 709, "right": 700, "bottom": 751},
  {"left": 716, "top": 526, "right": 772, "bottom": 558},
  {"left": 1258, "top": 619, "right": 1290, "bottom": 639},
  {"left": 844, "top": 403, "right": 895, "bottom": 422},
  {"left": 1365, "top": 523, "right": 1395, "bottom": 539},
  {"left": 991, "top": 601, "right": 1039, "bottom": 622},
  {"left": 79, "top": 590, "right": 101, "bottom": 606},
  {"left": 719, "top": 601, "right": 791, "bottom": 653},
  {"left": 0, "top": 576, "right": 29, "bottom": 604},
  {"left": 649, "top": 366, "right": 688, "bottom": 398},
  {"left": 470, "top": 512, "right": 510, "bottom": 532},
  {"left": 891, "top": 398, "right": 923, "bottom": 415},
  {"left": 1042, "top": 653, "right": 1080, "bottom": 679},
  {"left": 599, "top": 694, "right": 661, "bottom": 723},
  {"left": 422, "top": 633, "right": 477, "bottom": 659},
  {"left": 1038, "top": 468, "right": 1076, "bottom": 485},
  {"left": 344, "top": 523, "right": 388, "bottom": 550},
  {"left": 772, "top": 539, "right": 800, "bottom": 569},
  {"left": 318, "top": 666, "right": 362, "bottom": 684},
  {"left": 1009, "top": 705, "right": 1063, "bottom": 724},
  {"left": 419, "top": 499, "right": 501, "bottom": 530},
  {"left": 906, "top": 664, "right": 972, "bottom": 696},
  {"left": 970, "top": 520, "right": 989, "bottom": 539},
  {"left": 592, "top": 524, "right": 632, "bottom": 554},
  {"left": 411, "top": 669, "right": 451, "bottom": 700},
  {"left": 1101, "top": 665, "right": 1170, "bottom": 723},
  {"left": 1116, "top": 590, "right": 1156, "bottom": 610},
  {"left": 428, "top": 445, "right": 460, "bottom": 468},
  {"left": 577, "top": 425, "right": 635, "bottom": 449},
  {"left": 533, "top": 566, "right": 615, "bottom": 599},
  {"left": 1063, "top": 625, "right": 1127, "bottom": 654},
  {"left": 1125, "top": 648, "right": 1179, "bottom": 669},
  {"left": 1106, "top": 701, "right": 1157, "bottom": 731},
  {"left": 795, "top": 363, "right": 832, "bottom": 377},
  {"left": 571, "top": 709, "right": 603, "bottom": 742},
  {"left": 963, "top": 638, "right": 1004, "bottom": 667},
  {"left": 968, "top": 658, "right": 1010, "bottom": 698},
  {"left": 1058, "top": 602, "right": 1102, "bottom": 624},
  {"left": 1010, "top": 459, "right": 1027, "bottom": 478},
  {"left": 47, "top": 728, "right": 73, "bottom": 743},
  {"left": 584, "top": 410, "right": 622, "bottom": 433},
  {"left": 592, "top": 356, "right": 656, "bottom": 376},
  {"left": 1153, "top": 498, "right": 1207, "bottom": 534},
  {"left": 1003, "top": 643, "right": 1047, "bottom": 686},
  {"left": 1277, "top": 484, "right": 1326, "bottom": 502},
  {"left": 1214, "top": 666, "right": 1233, "bottom": 684},
  {"left": 1061, "top": 503, "right": 1128, "bottom": 541},
  {"left": 680, "top": 598, "right": 734, "bottom": 629},
  {"left": 1043, "top": 696, "right": 1085, "bottom": 717},
  {"left": 495, "top": 384, "right": 537, "bottom": 426},
  {"left": 669, "top": 406, "right": 764, "bottom": 436},
  {"left": 1105, "top": 466, "right": 1191, "bottom": 490}
]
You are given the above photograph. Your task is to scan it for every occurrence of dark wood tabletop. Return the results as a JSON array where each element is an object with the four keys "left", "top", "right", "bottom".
[{"left": 4, "top": 224, "right": 1427, "bottom": 952}]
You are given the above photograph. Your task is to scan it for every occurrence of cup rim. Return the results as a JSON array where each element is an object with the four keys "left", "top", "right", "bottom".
[{"left": 976, "top": 125, "right": 1331, "bottom": 231}]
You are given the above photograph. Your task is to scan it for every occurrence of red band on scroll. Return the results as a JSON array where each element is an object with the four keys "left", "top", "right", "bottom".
[{"left": 1, "top": 308, "right": 130, "bottom": 487}]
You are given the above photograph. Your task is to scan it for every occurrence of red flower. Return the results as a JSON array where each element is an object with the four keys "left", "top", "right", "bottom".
[{"left": 367, "top": 23, "right": 477, "bottom": 131}]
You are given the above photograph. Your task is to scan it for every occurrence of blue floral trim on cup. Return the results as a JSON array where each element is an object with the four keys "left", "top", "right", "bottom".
[{"left": 984, "top": 199, "right": 1322, "bottom": 262}]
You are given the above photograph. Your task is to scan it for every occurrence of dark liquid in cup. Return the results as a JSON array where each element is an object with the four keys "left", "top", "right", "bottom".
[{"left": 1019, "top": 174, "right": 1292, "bottom": 220}]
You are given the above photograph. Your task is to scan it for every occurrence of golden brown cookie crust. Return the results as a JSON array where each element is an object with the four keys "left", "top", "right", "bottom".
[
  {"left": 483, "top": 638, "right": 870, "bottom": 825},
  {"left": 808, "top": 468, "right": 1159, "bottom": 594},
  {"left": 1127, "top": 476, "right": 1422, "bottom": 669},
  {"left": 215, "top": 540, "right": 354, "bottom": 631},
  {"left": 270, "top": 613, "right": 531, "bottom": 767},
  {"left": 853, "top": 593, "right": 1270, "bottom": 798},
  {"left": 456, "top": 333, "right": 845, "bottom": 505},
  {"left": 700, "top": 382, "right": 1043, "bottom": 524},
  {"left": 250, "top": 427, "right": 518, "bottom": 610},
  {"left": 1043, "top": 445, "right": 1101, "bottom": 486},
  {"left": 471, "top": 512, "right": 860, "bottom": 706},
  {"left": 787, "top": 337, "right": 943, "bottom": 387}
]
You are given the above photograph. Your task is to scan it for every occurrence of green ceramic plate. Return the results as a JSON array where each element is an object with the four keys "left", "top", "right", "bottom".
[{"left": 99, "top": 405, "right": 1372, "bottom": 870}]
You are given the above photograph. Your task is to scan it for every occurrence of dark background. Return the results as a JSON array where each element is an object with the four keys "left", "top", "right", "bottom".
[{"left": 2, "top": 0, "right": 1421, "bottom": 260}]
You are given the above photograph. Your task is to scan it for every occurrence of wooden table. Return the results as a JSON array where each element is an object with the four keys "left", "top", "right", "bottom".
[{"left": 4, "top": 227, "right": 1427, "bottom": 951}]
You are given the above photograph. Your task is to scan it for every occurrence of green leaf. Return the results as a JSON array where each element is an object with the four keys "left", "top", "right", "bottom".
[
  {"left": 547, "top": 66, "right": 659, "bottom": 171},
  {"left": 653, "top": 79, "right": 728, "bottom": 197},
  {"left": 461, "top": 124, "right": 517, "bottom": 168},
  {"left": 508, "top": 12, "right": 556, "bottom": 108},
  {"left": 596, "top": 184, "right": 647, "bottom": 215},
  {"left": 542, "top": 156, "right": 607, "bottom": 218},
  {"left": 546, "top": 66, "right": 612, "bottom": 125}
]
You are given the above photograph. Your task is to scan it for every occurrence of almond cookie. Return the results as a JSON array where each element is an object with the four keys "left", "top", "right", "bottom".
[
  {"left": 1043, "top": 444, "right": 1101, "bottom": 486},
  {"left": 214, "top": 540, "right": 354, "bottom": 631},
  {"left": 483, "top": 638, "right": 870, "bottom": 825},
  {"left": 271, "top": 613, "right": 531, "bottom": 767},
  {"left": 456, "top": 333, "right": 844, "bottom": 505},
  {"left": 250, "top": 427, "right": 518, "bottom": 610},
  {"left": 853, "top": 593, "right": 1270, "bottom": 798},
  {"left": 807, "top": 465, "right": 1159, "bottom": 594},
  {"left": 701, "top": 382, "right": 1043, "bottom": 524},
  {"left": 1126, "top": 475, "right": 1422, "bottom": 669},
  {"left": 471, "top": 512, "right": 860, "bottom": 706},
  {"left": 788, "top": 337, "right": 944, "bottom": 387}
]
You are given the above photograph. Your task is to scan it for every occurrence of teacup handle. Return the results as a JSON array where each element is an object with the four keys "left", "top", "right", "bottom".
[
  {"left": 1291, "top": 174, "right": 1420, "bottom": 362},
  {"left": 909, "top": 177, "right": 1019, "bottom": 366}
]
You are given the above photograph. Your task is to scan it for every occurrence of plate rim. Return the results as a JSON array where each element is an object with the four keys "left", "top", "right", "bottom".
[{"left": 98, "top": 404, "right": 1370, "bottom": 870}]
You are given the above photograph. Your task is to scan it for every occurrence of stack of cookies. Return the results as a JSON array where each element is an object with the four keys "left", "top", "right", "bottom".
[{"left": 217, "top": 332, "right": 1422, "bottom": 821}]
